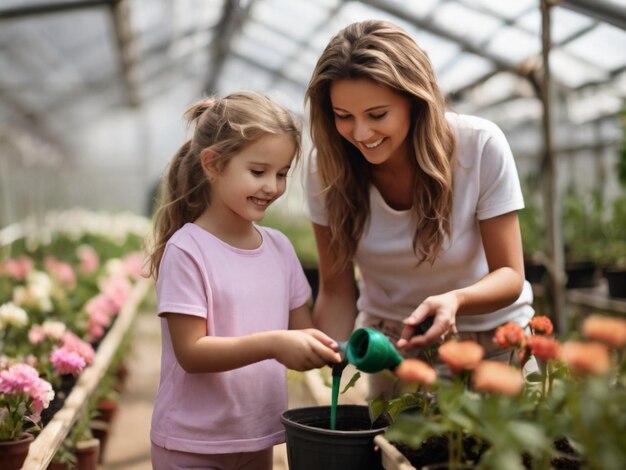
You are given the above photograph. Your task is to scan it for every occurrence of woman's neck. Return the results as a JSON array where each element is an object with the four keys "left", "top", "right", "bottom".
[{"left": 370, "top": 160, "right": 414, "bottom": 211}]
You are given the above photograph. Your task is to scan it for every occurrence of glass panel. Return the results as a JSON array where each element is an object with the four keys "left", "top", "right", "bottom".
[
  {"left": 563, "top": 23, "right": 626, "bottom": 70},
  {"left": 432, "top": 2, "right": 502, "bottom": 45}
]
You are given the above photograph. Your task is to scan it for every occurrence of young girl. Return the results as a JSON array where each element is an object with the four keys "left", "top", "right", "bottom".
[
  {"left": 147, "top": 91, "right": 341, "bottom": 469},
  {"left": 305, "top": 20, "right": 535, "bottom": 397}
]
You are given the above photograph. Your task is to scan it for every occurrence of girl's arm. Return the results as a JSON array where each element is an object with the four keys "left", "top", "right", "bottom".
[
  {"left": 398, "top": 211, "right": 525, "bottom": 348},
  {"left": 167, "top": 309, "right": 342, "bottom": 374},
  {"left": 310, "top": 223, "right": 359, "bottom": 341},
  {"left": 289, "top": 303, "right": 315, "bottom": 330}
]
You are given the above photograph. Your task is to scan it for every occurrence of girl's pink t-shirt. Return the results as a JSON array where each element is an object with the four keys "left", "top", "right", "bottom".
[{"left": 151, "top": 223, "right": 311, "bottom": 454}]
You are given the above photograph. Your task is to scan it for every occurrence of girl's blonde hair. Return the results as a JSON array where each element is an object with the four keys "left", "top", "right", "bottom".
[
  {"left": 147, "top": 91, "right": 301, "bottom": 278},
  {"left": 306, "top": 19, "right": 456, "bottom": 271}
]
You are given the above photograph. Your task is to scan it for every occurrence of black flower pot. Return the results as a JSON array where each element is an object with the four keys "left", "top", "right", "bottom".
[
  {"left": 524, "top": 259, "right": 547, "bottom": 284},
  {"left": 281, "top": 405, "right": 389, "bottom": 470},
  {"left": 605, "top": 267, "right": 626, "bottom": 299},
  {"left": 565, "top": 261, "right": 598, "bottom": 289}
]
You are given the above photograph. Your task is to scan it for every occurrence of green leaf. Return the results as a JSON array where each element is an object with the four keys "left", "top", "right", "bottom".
[
  {"left": 369, "top": 396, "right": 387, "bottom": 423},
  {"left": 341, "top": 371, "right": 361, "bottom": 393},
  {"left": 507, "top": 421, "right": 549, "bottom": 454},
  {"left": 478, "top": 448, "right": 525, "bottom": 470}
]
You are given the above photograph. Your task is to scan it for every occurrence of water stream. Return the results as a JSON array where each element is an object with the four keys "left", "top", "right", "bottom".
[
  {"left": 330, "top": 361, "right": 347, "bottom": 430},
  {"left": 330, "top": 373, "right": 341, "bottom": 430}
]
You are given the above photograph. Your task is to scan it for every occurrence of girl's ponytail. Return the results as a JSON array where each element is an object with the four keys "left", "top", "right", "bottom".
[{"left": 147, "top": 138, "right": 208, "bottom": 278}]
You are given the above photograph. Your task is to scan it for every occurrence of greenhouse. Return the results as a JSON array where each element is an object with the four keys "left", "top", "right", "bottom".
[{"left": 1, "top": 0, "right": 625, "bottom": 469}]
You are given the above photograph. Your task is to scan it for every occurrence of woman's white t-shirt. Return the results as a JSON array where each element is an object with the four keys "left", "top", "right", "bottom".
[{"left": 305, "top": 113, "right": 534, "bottom": 331}]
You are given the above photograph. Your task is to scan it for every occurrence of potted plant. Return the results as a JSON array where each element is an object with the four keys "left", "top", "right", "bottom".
[
  {"left": 47, "top": 439, "right": 77, "bottom": 469},
  {"left": 281, "top": 404, "right": 390, "bottom": 470},
  {"left": 562, "top": 189, "right": 604, "bottom": 288},
  {"left": 601, "top": 115, "right": 626, "bottom": 297},
  {"left": 373, "top": 314, "right": 626, "bottom": 469},
  {"left": 281, "top": 355, "right": 392, "bottom": 470},
  {"left": 0, "top": 362, "right": 55, "bottom": 469},
  {"left": 68, "top": 404, "right": 100, "bottom": 470},
  {"left": 87, "top": 365, "right": 121, "bottom": 463}
]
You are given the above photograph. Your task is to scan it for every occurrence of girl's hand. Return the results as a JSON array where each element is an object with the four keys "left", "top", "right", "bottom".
[
  {"left": 272, "top": 329, "right": 342, "bottom": 371},
  {"left": 396, "top": 292, "right": 459, "bottom": 349}
]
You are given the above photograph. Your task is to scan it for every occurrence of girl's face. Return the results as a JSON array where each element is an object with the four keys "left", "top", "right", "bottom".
[
  {"left": 330, "top": 78, "right": 412, "bottom": 167},
  {"left": 211, "top": 134, "right": 295, "bottom": 223}
]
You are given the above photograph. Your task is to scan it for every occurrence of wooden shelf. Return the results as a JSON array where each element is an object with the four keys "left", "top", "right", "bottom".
[
  {"left": 21, "top": 277, "right": 153, "bottom": 470},
  {"left": 532, "top": 279, "right": 626, "bottom": 319},
  {"left": 563, "top": 280, "right": 626, "bottom": 314}
]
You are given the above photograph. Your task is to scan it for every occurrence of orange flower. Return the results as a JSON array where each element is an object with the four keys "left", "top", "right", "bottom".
[
  {"left": 472, "top": 361, "right": 524, "bottom": 396},
  {"left": 493, "top": 322, "right": 525, "bottom": 348},
  {"left": 517, "top": 347, "right": 530, "bottom": 366},
  {"left": 438, "top": 340, "right": 484, "bottom": 374},
  {"left": 526, "top": 335, "right": 560, "bottom": 362},
  {"left": 582, "top": 314, "right": 626, "bottom": 349},
  {"left": 529, "top": 316, "right": 554, "bottom": 336},
  {"left": 394, "top": 359, "right": 438, "bottom": 386},
  {"left": 559, "top": 341, "right": 611, "bottom": 376}
]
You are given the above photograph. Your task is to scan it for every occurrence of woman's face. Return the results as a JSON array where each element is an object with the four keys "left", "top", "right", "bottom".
[{"left": 329, "top": 78, "right": 412, "bottom": 167}]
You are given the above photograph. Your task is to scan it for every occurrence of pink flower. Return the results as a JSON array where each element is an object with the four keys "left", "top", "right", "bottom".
[
  {"left": 0, "top": 363, "right": 54, "bottom": 421},
  {"left": 50, "top": 347, "right": 86, "bottom": 377},
  {"left": 529, "top": 316, "right": 554, "bottom": 336},
  {"left": 472, "top": 361, "right": 524, "bottom": 396},
  {"left": 85, "top": 294, "right": 117, "bottom": 319},
  {"left": 84, "top": 294, "right": 117, "bottom": 342},
  {"left": 100, "top": 275, "right": 132, "bottom": 311},
  {"left": 0, "top": 363, "right": 40, "bottom": 394},
  {"left": 87, "top": 323, "right": 105, "bottom": 342},
  {"left": 122, "top": 251, "right": 147, "bottom": 279},
  {"left": 61, "top": 331, "right": 95, "bottom": 366},
  {"left": 28, "top": 321, "right": 67, "bottom": 345},
  {"left": 44, "top": 256, "right": 77, "bottom": 290},
  {"left": 0, "top": 256, "right": 34, "bottom": 280},
  {"left": 493, "top": 322, "right": 525, "bottom": 348},
  {"left": 77, "top": 245, "right": 100, "bottom": 275},
  {"left": 394, "top": 359, "right": 438, "bottom": 386},
  {"left": 28, "top": 326, "right": 46, "bottom": 345},
  {"left": 438, "top": 340, "right": 484, "bottom": 374}
]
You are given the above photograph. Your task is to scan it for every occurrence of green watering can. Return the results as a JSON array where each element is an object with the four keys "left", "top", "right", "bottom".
[
  {"left": 335, "top": 317, "right": 435, "bottom": 375},
  {"left": 340, "top": 328, "right": 403, "bottom": 373}
]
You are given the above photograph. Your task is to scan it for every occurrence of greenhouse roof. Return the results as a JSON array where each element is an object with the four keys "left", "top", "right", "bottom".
[
  {"left": 0, "top": 0, "right": 625, "bottom": 209},
  {"left": 1, "top": 0, "right": 624, "bottom": 137}
]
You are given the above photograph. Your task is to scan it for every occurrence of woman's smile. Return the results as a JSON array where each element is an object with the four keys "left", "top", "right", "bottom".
[{"left": 363, "top": 138, "right": 385, "bottom": 149}]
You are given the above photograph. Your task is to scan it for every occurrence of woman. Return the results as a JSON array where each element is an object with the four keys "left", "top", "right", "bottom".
[{"left": 305, "top": 19, "right": 534, "bottom": 397}]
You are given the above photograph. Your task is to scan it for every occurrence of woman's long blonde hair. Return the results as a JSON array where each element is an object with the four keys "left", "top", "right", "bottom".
[
  {"left": 306, "top": 19, "right": 456, "bottom": 271},
  {"left": 147, "top": 91, "right": 301, "bottom": 278}
]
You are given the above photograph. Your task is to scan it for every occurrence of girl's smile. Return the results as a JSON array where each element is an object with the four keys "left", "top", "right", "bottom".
[
  {"left": 249, "top": 196, "right": 272, "bottom": 208},
  {"left": 208, "top": 133, "right": 295, "bottom": 225}
]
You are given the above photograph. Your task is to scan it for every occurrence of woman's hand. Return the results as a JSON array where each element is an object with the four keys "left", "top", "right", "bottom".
[
  {"left": 272, "top": 329, "right": 343, "bottom": 371},
  {"left": 396, "top": 291, "right": 460, "bottom": 349}
]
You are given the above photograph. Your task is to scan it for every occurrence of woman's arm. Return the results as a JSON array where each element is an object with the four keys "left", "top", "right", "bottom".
[
  {"left": 311, "top": 222, "right": 359, "bottom": 341},
  {"left": 398, "top": 211, "right": 525, "bottom": 348},
  {"left": 167, "top": 309, "right": 342, "bottom": 373}
]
